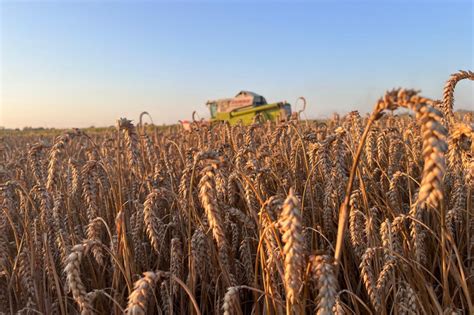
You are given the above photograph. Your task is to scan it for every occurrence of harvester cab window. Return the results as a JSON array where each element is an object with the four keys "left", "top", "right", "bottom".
[
  {"left": 209, "top": 103, "right": 217, "bottom": 119},
  {"left": 255, "top": 96, "right": 267, "bottom": 106}
]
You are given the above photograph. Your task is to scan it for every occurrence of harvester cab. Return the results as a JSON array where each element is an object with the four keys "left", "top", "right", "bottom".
[{"left": 206, "top": 91, "right": 292, "bottom": 125}]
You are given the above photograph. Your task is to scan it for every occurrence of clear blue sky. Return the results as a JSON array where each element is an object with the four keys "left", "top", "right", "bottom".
[{"left": 1, "top": 0, "right": 473, "bottom": 128}]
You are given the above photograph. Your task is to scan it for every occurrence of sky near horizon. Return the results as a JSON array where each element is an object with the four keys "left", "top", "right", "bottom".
[{"left": 0, "top": 0, "right": 473, "bottom": 128}]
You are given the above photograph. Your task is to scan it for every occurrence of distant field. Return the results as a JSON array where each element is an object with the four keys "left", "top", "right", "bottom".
[{"left": 0, "top": 72, "right": 473, "bottom": 314}]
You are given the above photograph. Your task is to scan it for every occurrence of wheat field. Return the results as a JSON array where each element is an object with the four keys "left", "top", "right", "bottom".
[{"left": 0, "top": 71, "right": 473, "bottom": 314}]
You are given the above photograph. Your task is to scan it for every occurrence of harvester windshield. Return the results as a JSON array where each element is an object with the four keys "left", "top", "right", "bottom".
[{"left": 209, "top": 103, "right": 217, "bottom": 119}]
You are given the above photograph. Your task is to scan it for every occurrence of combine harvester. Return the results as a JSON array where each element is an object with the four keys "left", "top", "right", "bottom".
[{"left": 180, "top": 91, "right": 305, "bottom": 130}]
